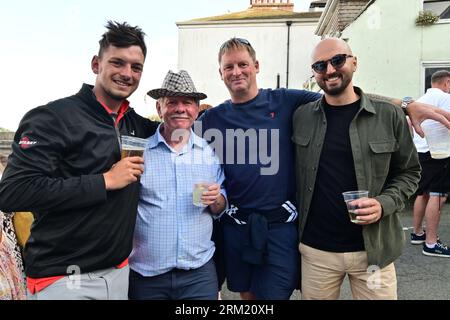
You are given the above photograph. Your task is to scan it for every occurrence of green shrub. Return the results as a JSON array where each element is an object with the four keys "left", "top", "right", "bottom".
[{"left": 416, "top": 10, "right": 439, "bottom": 26}]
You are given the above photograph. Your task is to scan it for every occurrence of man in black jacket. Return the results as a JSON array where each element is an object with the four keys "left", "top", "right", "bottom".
[{"left": 0, "top": 21, "right": 158, "bottom": 300}]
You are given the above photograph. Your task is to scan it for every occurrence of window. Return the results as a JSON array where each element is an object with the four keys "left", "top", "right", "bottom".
[
  {"left": 423, "top": 0, "right": 450, "bottom": 17},
  {"left": 422, "top": 62, "right": 450, "bottom": 92}
]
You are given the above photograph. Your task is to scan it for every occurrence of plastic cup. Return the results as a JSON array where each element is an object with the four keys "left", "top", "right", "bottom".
[
  {"left": 342, "top": 190, "right": 369, "bottom": 223},
  {"left": 121, "top": 136, "right": 147, "bottom": 159},
  {"left": 422, "top": 120, "right": 450, "bottom": 159},
  {"left": 193, "top": 181, "right": 214, "bottom": 207}
]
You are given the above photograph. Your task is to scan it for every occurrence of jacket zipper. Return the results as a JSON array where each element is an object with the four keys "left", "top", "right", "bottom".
[{"left": 110, "top": 113, "right": 122, "bottom": 150}]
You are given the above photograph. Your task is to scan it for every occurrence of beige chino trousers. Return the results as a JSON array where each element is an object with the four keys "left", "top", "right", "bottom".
[{"left": 299, "top": 243, "right": 397, "bottom": 300}]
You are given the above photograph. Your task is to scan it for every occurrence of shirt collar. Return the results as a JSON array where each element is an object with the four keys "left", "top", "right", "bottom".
[
  {"left": 314, "top": 86, "right": 376, "bottom": 114},
  {"left": 96, "top": 96, "right": 130, "bottom": 126},
  {"left": 427, "top": 88, "right": 445, "bottom": 94}
]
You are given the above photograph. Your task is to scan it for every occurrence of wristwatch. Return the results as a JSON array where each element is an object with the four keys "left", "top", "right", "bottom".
[{"left": 401, "top": 96, "right": 414, "bottom": 109}]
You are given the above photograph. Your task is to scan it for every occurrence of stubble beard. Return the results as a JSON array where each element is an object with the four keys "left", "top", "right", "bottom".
[
  {"left": 319, "top": 74, "right": 351, "bottom": 96},
  {"left": 106, "top": 84, "right": 136, "bottom": 101}
]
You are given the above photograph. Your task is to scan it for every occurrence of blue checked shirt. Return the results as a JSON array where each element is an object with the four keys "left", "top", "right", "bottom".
[{"left": 129, "top": 125, "right": 227, "bottom": 277}]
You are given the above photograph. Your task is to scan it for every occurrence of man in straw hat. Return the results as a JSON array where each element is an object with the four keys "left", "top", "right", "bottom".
[{"left": 128, "top": 70, "right": 227, "bottom": 300}]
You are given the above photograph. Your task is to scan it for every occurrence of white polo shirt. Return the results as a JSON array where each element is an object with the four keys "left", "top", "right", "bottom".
[{"left": 413, "top": 88, "right": 450, "bottom": 153}]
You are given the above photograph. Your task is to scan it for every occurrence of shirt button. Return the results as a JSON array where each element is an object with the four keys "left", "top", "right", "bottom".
[{"left": 308, "top": 187, "right": 313, "bottom": 192}]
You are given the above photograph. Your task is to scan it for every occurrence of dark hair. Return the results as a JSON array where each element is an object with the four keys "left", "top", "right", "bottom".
[
  {"left": 218, "top": 37, "right": 256, "bottom": 64},
  {"left": 431, "top": 70, "right": 450, "bottom": 84},
  {"left": 98, "top": 21, "right": 147, "bottom": 58}
]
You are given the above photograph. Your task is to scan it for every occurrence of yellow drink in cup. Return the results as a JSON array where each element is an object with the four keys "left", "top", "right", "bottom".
[
  {"left": 120, "top": 136, "right": 147, "bottom": 159},
  {"left": 193, "top": 182, "right": 213, "bottom": 207}
]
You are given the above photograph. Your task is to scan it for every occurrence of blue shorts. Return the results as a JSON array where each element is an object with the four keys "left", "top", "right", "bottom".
[{"left": 223, "top": 221, "right": 300, "bottom": 299}]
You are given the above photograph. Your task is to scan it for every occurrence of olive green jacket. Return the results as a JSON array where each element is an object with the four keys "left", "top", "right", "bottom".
[{"left": 292, "top": 87, "right": 420, "bottom": 269}]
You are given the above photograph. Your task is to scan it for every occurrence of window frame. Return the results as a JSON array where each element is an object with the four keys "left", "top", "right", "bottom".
[{"left": 422, "top": 61, "right": 450, "bottom": 93}]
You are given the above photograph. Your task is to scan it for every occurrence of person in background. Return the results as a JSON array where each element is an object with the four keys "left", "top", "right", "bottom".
[
  {"left": 198, "top": 103, "right": 213, "bottom": 117},
  {"left": 0, "top": 163, "right": 26, "bottom": 300},
  {"left": 411, "top": 70, "right": 450, "bottom": 257}
]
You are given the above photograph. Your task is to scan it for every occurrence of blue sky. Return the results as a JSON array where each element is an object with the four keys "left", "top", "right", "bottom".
[{"left": 0, "top": 0, "right": 310, "bottom": 130}]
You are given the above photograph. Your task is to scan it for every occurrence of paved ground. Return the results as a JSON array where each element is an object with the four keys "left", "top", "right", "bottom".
[{"left": 221, "top": 202, "right": 450, "bottom": 300}]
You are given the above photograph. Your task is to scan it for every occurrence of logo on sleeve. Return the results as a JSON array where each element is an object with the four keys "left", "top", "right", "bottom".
[{"left": 19, "top": 137, "right": 37, "bottom": 149}]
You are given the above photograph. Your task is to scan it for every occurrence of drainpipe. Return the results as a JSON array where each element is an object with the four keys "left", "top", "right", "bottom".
[{"left": 286, "top": 20, "right": 292, "bottom": 88}]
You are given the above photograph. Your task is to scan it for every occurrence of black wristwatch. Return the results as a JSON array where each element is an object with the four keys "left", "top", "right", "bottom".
[{"left": 401, "top": 96, "right": 414, "bottom": 110}]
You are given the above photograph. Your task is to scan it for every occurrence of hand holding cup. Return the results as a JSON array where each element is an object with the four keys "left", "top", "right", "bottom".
[
  {"left": 342, "top": 191, "right": 382, "bottom": 225},
  {"left": 104, "top": 156, "right": 144, "bottom": 190}
]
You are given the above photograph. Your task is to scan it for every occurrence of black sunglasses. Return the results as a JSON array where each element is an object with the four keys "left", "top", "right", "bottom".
[
  {"left": 311, "top": 54, "right": 353, "bottom": 74},
  {"left": 220, "top": 38, "right": 252, "bottom": 51}
]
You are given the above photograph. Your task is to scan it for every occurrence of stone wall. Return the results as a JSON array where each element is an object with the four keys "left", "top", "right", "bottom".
[{"left": 0, "top": 132, "right": 14, "bottom": 167}]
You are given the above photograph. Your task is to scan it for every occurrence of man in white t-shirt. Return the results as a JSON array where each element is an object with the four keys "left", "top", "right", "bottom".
[{"left": 411, "top": 70, "right": 450, "bottom": 257}]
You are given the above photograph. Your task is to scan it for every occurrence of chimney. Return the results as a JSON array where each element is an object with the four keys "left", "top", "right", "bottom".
[
  {"left": 309, "top": 1, "right": 327, "bottom": 12},
  {"left": 250, "top": 0, "right": 294, "bottom": 12}
]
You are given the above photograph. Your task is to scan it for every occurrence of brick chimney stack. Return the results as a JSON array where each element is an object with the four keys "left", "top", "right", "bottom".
[{"left": 250, "top": 0, "right": 295, "bottom": 12}]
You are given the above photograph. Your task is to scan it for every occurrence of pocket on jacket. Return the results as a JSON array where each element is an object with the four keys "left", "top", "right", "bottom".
[
  {"left": 292, "top": 135, "right": 311, "bottom": 169},
  {"left": 369, "top": 140, "right": 398, "bottom": 177},
  {"left": 292, "top": 135, "right": 311, "bottom": 147}
]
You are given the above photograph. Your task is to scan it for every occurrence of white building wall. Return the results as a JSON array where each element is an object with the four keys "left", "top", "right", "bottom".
[
  {"left": 290, "top": 24, "right": 321, "bottom": 89},
  {"left": 341, "top": 0, "right": 423, "bottom": 98},
  {"left": 341, "top": 0, "right": 450, "bottom": 98},
  {"left": 178, "top": 21, "right": 320, "bottom": 107}
]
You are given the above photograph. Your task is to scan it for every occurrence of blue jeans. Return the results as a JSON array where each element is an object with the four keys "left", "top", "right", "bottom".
[{"left": 128, "top": 259, "right": 218, "bottom": 300}]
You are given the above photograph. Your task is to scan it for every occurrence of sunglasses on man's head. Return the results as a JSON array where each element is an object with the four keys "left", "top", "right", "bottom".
[
  {"left": 311, "top": 54, "right": 353, "bottom": 74},
  {"left": 235, "top": 38, "right": 252, "bottom": 47},
  {"left": 220, "top": 37, "right": 252, "bottom": 51}
]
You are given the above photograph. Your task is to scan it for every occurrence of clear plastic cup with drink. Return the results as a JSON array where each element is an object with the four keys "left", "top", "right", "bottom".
[
  {"left": 342, "top": 190, "right": 369, "bottom": 223},
  {"left": 121, "top": 135, "right": 147, "bottom": 159},
  {"left": 193, "top": 179, "right": 214, "bottom": 208}
]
